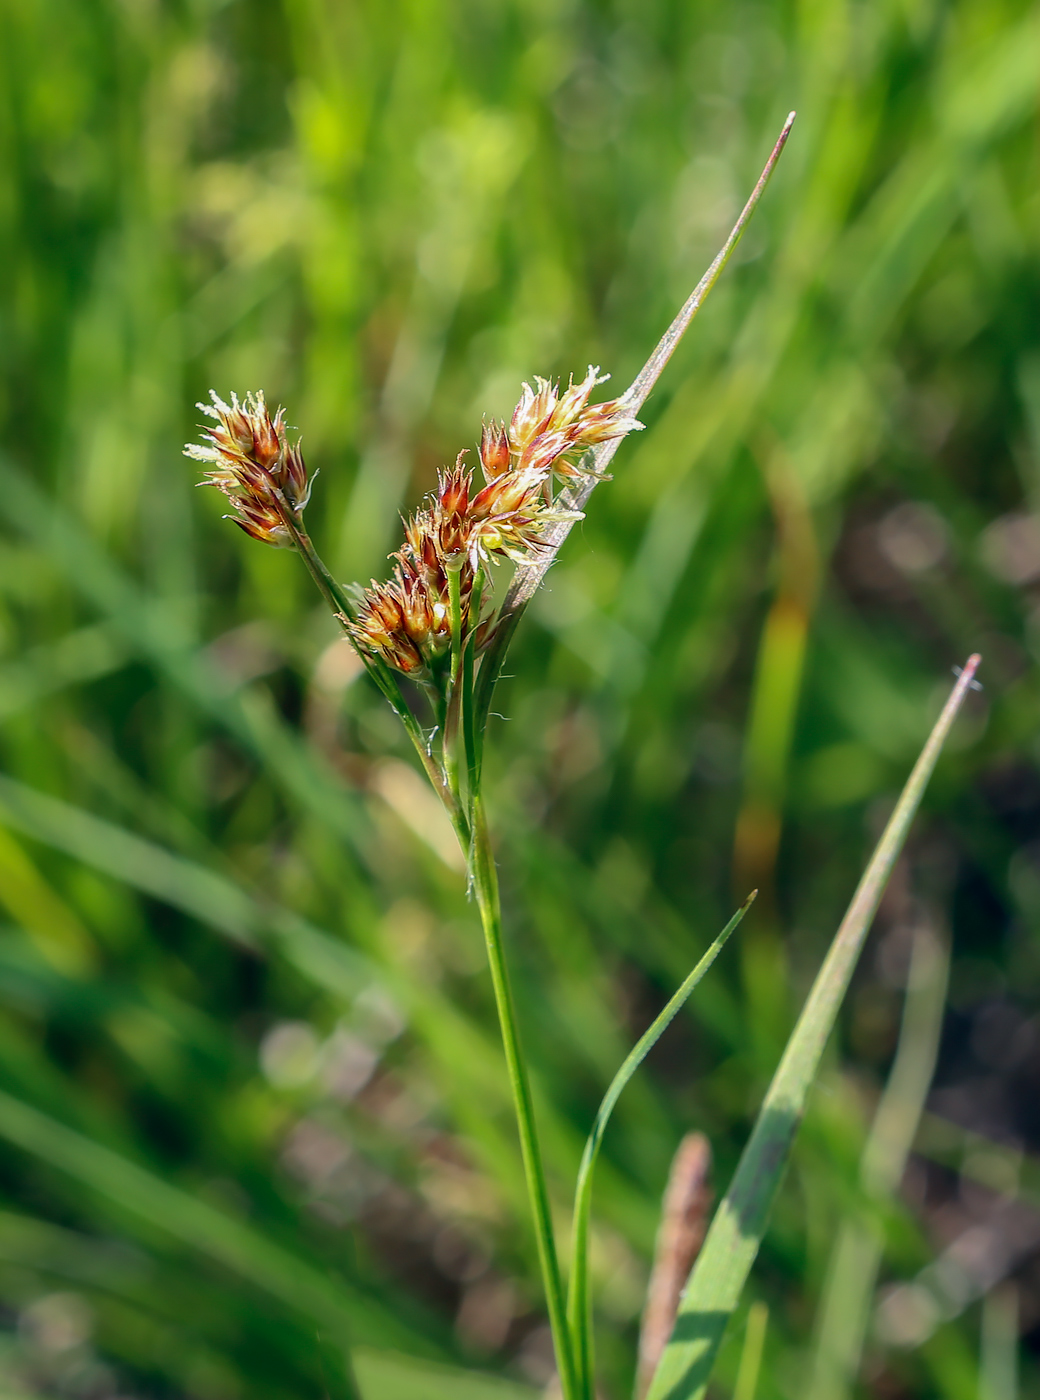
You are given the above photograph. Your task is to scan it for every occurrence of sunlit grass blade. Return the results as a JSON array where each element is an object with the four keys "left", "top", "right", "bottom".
[
  {"left": 567, "top": 894, "right": 756, "bottom": 1399},
  {"left": 645, "top": 654, "right": 981, "bottom": 1400},
  {"left": 807, "top": 920, "right": 950, "bottom": 1400}
]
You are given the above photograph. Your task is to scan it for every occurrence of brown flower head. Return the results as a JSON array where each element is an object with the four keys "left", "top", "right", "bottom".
[
  {"left": 348, "top": 364, "right": 640, "bottom": 678},
  {"left": 184, "top": 391, "right": 312, "bottom": 547},
  {"left": 467, "top": 468, "right": 580, "bottom": 564},
  {"left": 509, "top": 365, "right": 643, "bottom": 481},
  {"left": 479, "top": 421, "right": 511, "bottom": 481},
  {"left": 349, "top": 560, "right": 456, "bottom": 677}
]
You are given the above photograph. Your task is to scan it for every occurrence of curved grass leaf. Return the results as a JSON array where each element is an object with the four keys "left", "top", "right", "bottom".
[
  {"left": 645, "top": 655, "right": 981, "bottom": 1400},
  {"left": 567, "top": 893, "right": 756, "bottom": 1399}
]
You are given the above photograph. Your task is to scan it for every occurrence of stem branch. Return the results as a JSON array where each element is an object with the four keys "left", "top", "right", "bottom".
[{"left": 280, "top": 506, "right": 464, "bottom": 835}]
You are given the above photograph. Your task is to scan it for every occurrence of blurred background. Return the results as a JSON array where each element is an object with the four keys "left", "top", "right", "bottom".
[{"left": 0, "top": 0, "right": 1039, "bottom": 1396}]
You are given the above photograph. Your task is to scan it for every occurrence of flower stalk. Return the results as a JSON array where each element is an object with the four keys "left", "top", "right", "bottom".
[{"left": 470, "top": 791, "right": 578, "bottom": 1399}]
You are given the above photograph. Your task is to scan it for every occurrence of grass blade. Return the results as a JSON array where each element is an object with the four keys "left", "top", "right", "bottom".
[
  {"left": 475, "top": 114, "right": 796, "bottom": 720},
  {"left": 568, "top": 895, "right": 756, "bottom": 1399},
  {"left": 645, "top": 654, "right": 981, "bottom": 1400},
  {"left": 0, "top": 773, "right": 374, "bottom": 999}
]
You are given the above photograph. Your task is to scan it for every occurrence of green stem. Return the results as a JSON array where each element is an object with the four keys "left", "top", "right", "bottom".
[
  {"left": 469, "top": 794, "right": 577, "bottom": 1400},
  {"left": 448, "top": 564, "right": 463, "bottom": 686},
  {"left": 462, "top": 569, "right": 484, "bottom": 803},
  {"left": 444, "top": 566, "right": 464, "bottom": 815},
  {"left": 280, "top": 507, "right": 465, "bottom": 836}
]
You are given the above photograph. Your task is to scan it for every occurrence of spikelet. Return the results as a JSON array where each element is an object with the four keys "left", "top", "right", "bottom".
[
  {"left": 348, "top": 369, "right": 641, "bottom": 678},
  {"left": 188, "top": 373, "right": 641, "bottom": 679},
  {"left": 185, "top": 391, "right": 311, "bottom": 546}
]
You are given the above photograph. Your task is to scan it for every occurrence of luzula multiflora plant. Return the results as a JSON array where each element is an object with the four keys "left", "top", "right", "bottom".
[
  {"left": 187, "top": 118, "right": 795, "bottom": 1400},
  {"left": 180, "top": 116, "right": 994, "bottom": 1400},
  {"left": 187, "top": 370, "right": 653, "bottom": 1400},
  {"left": 185, "top": 114, "right": 983, "bottom": 1400}
]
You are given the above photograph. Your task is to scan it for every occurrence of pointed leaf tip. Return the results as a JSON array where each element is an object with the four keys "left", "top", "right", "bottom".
[{"left": 645, "top": 657, "right": 982, "bottom": 1400}]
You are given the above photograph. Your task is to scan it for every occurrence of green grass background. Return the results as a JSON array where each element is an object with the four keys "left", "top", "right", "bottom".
[{"left": 0, "top": 0, "right": 1038, "bottom": 1396}]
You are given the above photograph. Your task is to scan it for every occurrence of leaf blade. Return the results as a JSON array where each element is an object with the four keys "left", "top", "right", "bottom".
[
  {"left": 567, "top": 894, "right": 756, "bottom": 1398},
  {"left": 645, "top": 654, "right": 981, "bottom": 1400}
]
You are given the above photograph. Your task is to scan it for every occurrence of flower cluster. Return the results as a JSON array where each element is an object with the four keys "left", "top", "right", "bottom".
[
  {"left": 184, "top": 391, "right": 311, "bottom": 546},
  {"left": 186, "top": 369, "right": 642, "bottom": 681},
  {"left": 350, "top": 366, "right": 642, "bottom": 678}
]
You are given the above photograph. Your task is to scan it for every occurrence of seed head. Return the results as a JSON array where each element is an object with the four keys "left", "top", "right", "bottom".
[
  {"left": 184, "top": 390, "right": 312, "bottom": 547},
  {"left": 343, "top": 365, "right": 641, "bottom": 679},
  {"left": 479, "top": 421, "right": 511, "bottom": 480},
  {"left": 509, "top": 365, "right": 643, "bottom": 481}
]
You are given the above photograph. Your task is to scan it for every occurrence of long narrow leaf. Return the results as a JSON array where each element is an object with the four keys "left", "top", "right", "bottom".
[
  {"left": 646, "top": 654, "right": 981, "bottom": 1400},
  {"left": 475, "top": 113, "right": 796, "bottom": 720},
  {"left": 568, "top": 893, "right": 756, "bottom": 1397}
]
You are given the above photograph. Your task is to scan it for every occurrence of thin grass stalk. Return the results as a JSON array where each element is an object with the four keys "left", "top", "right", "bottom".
[
  {"left": 282, "top": 505, "right": 465, "bottom": 832},
  {"left": 444, "top": 564, "right": 465, "bottom": 812},
  {"left": 462, "top": 569, "right": 484, "bottom": 795},
  {"left": 645, "top": 654, "right": 981, "bottom": 1400},
  {"left": 469, "top": 791, "right": 577, "bottom": 1399}
]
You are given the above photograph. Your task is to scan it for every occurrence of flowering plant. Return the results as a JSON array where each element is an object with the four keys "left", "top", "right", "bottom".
[{"left": 184, "top": 112, "right": 980, "bottom": 1400}]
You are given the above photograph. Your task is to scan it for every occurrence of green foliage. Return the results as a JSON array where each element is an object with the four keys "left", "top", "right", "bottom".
[{"left": 0, "top": 0, "right": 1037, "bottom": 1397}]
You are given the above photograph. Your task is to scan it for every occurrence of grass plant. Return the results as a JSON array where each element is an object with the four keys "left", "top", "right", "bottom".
[
  {"left": 178, "top": 115, "right": 978, "bottom": 1398},
  {"left": 0, "top": 2, "right": 1037, "bottom": 1398}
]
